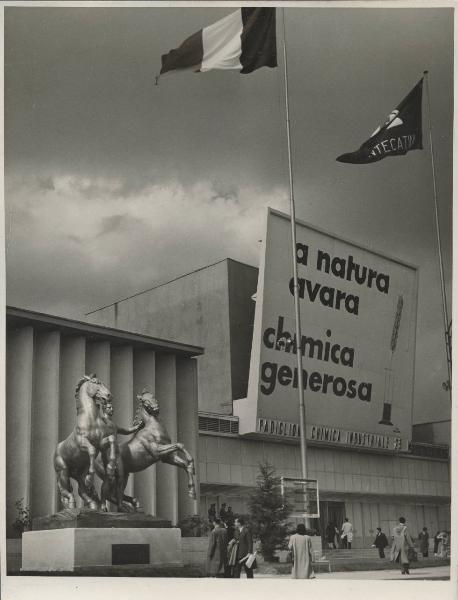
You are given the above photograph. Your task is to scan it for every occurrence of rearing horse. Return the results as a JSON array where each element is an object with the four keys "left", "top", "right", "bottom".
[
  {"left": 53, "top": 375, "right": 115, "bottom": 510},
  {"left": 95, "top": 390, "right": 196, "bottom": 511}
]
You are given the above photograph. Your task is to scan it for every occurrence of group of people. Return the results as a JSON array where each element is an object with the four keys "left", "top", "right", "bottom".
[
  {"left": 372, "top": 524, "right": 451, "bottom": 564},
  {"left": 433, "top": 529, "right": 450, "bottom": 558},
  {"left": 206, "top": 515, "right": 256, "bottom": 578},
  {"left": 323, "top": 517, "right": 450, "bottom": 576},
  {"left": 325, "top": 517, "right": 354, "bottom": 549},
  {"left": 372, "top": 521, "right": 451, "bottom": 573},
  {"left": 207, "top": 508, "right": 450, "bottom": 579}
]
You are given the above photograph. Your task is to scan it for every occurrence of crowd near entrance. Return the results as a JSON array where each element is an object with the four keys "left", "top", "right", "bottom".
[{"left": 319, "top": 501, "right": 346, "bottom": 549}]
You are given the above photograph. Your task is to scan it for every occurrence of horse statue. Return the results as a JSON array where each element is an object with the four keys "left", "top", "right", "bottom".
[
  {"left": 95, "top": 390, "right": 196, "bottom": 512},
  {"left": 53, "top": 374, "right": 117, "bottom": 510}
]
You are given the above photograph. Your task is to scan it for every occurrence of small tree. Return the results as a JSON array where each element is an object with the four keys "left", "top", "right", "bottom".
[{"left": 248, "top": 463, "right": 291, "bottom": 562}]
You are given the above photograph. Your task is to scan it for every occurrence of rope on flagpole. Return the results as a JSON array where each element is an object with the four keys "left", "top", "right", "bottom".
[
  {"left": 423, "top": 70, "right": 452, "bottom": 402},
  {"left": 281, "top": 8, "right": 311, "bottom": 529}
]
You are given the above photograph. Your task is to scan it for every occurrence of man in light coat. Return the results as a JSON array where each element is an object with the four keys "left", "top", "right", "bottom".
[
  {"left": 341, "top": 518, "right": 353, "bottom": 549},
  {"left": 391, "top": 516, "right": 415, "bottom": 574}
]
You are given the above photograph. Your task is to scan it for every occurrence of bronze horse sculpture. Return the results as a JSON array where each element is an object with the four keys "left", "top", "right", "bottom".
[
  {"left": 53, "top": 375, "right": 118, "bottom": 510},
  {"left": 96, "top": 390, "right": 196, "bottom": 511}
]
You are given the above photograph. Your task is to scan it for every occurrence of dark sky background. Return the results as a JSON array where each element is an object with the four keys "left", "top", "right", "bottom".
[{"left": 4, "top": 5, "right": 453, "bottom": 424}]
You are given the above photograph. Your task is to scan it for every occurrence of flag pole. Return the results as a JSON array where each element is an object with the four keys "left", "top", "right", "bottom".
[
  {"left": 281, "top": 9, "right": 311, "bottom": 529},
  {"left": 423, "top": 71, "right": 452, "bottom": 402}
]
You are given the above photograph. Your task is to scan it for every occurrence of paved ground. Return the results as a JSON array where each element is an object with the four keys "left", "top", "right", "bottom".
[{"left": 255, "top": 565, "right": 450, "bottom": 580}]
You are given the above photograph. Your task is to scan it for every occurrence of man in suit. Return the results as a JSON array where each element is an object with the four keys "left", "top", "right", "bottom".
[
  {"left": 233, "top": 516, "right": 254, "bottom": 578},
  {"left": 371, "top": 527, "right": 388, "bottom": 558}
]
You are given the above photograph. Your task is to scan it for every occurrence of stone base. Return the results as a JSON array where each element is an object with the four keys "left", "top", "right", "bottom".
[
  {"left": 22, "top": 527, "right": 182, "bottom": 571},
  {"left": 33, "top": 508, "right": 171, "bottom": 530}
]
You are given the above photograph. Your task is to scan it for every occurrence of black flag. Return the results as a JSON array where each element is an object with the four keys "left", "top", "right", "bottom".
[{"left": 337, "top": 78, "right": 423, "bottom": 164}]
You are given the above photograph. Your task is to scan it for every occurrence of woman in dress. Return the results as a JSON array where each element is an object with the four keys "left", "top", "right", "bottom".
[{"left": 288, "top": 523, "right": 314, "bottom": 579}]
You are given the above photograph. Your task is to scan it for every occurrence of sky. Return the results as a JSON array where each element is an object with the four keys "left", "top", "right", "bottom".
[{"left": 4, "top": 3, "right": 453, "bottom": 424}]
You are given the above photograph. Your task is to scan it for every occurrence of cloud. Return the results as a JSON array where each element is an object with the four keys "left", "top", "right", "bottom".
[{"left": 6, "top": 172, "right": 289, "bottom": 317}]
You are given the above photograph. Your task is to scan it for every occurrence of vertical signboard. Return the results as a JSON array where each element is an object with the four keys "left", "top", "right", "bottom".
[
  {"left": 281, "top": 477, "right": 320, "bottom": 519},
  {"left": 235, "top": 208, "right": 417, "bottom": 450}
]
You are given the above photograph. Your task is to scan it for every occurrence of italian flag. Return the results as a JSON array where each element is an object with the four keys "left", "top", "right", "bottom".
[{"left": 160, "top": 8, "right": 277, "bottom": 76}]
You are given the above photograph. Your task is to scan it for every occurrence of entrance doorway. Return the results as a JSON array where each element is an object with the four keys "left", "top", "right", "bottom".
[{"left": 319, "top": 501, "right": 346, "bottom": 549}]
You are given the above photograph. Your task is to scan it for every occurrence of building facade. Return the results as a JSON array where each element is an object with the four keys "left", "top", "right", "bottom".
[
  {"left": 87, "top": 258, "right": 451, "bottom": 547},
  {"left": 6, "top": 307, "right": 202, "bottom": 538}
]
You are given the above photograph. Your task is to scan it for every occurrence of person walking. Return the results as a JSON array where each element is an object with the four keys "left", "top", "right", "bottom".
[
  {"left": 233, "top": 516, "right": 255, "bottom": 579},
  {"left": 206, "top": 518, "right": 228, "bottom": 577},
  {"left": 418, "top": 527, "right": 430, "bottom": 557},
  {"left": 391, "top": 517, "right": 415, "bottom": 575},
  {"left": 288, "top": 523, "right": 314, "bottom": 579},
  {"left": 325, "top": 522, "right": 336, "bottom": 549},
  {"left": 371, "top": 527, "right": 388, "bottom": 558},
  {"left": 341, "top": 518, "right": 353, "bottom": 549}
]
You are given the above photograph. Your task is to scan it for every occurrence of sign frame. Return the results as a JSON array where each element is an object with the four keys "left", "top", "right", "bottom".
[{"left": 281, "top": 476, "right": 320, "bottom": 519}]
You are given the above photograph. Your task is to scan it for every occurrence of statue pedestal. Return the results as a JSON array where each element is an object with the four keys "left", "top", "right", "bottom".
[
  {"left": 22, "top": 527, "right": 182, "bottom": 571},
  {"left": 22, "top": 509, "right": 181, "bottom": 572}
]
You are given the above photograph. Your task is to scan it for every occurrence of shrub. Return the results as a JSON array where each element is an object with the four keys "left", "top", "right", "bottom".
[{"left": 12, "top": 498, "right": 31, "bottom": 535}]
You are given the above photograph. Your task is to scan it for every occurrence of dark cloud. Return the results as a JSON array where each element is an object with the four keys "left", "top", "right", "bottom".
[{"left": 98, "top": 213, "right": 142, "bottom": 236}]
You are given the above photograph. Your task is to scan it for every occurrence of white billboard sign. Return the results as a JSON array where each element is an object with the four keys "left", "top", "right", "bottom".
[{"left": 235, "top": 208, "right": 418, "bottom": 450}]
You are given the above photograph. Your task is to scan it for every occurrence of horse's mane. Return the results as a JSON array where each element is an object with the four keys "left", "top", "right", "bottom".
[
  {"left": 132, "top": 390, "right": 151, "bottom": 427},
  {"left": 132, "top": 398, "right": 144, "bottom": 428},
  {"left": 75, "top": 376, "right": 89, "bottom": 399},
  {"left": 75, "top": 374, "right": 99, "bottom": 399}
]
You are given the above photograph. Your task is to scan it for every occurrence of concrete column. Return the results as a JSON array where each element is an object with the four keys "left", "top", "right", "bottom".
[
  {"left": 155, "top": 355, "right": 178, "bottom": 524},
  {"left": 6, "top": 327, "right": 34, "bottom": 538},
  {"left": 110, "top": 345, "right": 134, "bottom": 496},
  {"left": 133, "top": 349, "right": 156, "bottom": 515},
  {"left": 59, "top": 336, "right": 86, "bottom": 440},
  {"left": 59, "top": 336, "right": 86, "bottom": 509},
  {"left": 85, "top": 341, "right": 110, "bottom": 387},
  {"left": 31, "top": 331, "right": 61, "bottom": 518},
  {"left": 176, "top": 357, "right": 200, "bottom": 520},
  {"left": 85, "top": 341, "right": 110, "bottom": 499}
]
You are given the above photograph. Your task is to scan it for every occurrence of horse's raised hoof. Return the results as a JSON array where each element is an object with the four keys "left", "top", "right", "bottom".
[
  {"left": 106, "top": 463, "right": 116, "bottom": 477},
  {"left": 84, "top": 473, "right": 94, "bottom": 488}
]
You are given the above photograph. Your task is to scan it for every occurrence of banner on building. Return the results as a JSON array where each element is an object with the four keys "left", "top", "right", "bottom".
[
  {"left": 234, "top": 208, "right": 418, "bottom": 449},
  {"left": 281, "top": 477, "right": 320, "bottom": 518}
]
